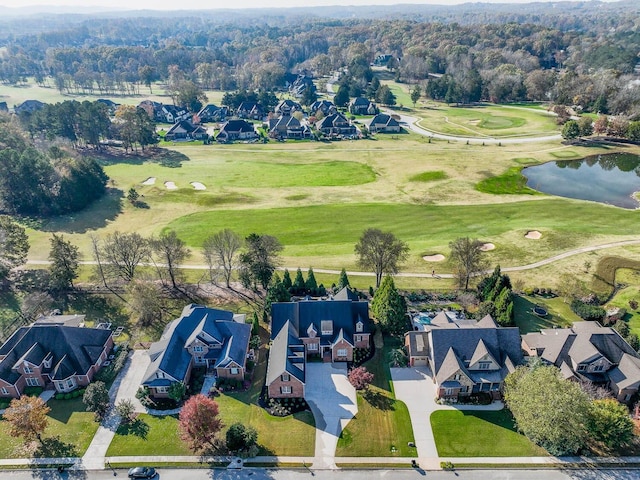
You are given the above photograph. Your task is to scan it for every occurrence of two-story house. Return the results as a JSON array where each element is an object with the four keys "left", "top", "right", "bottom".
[
  {"left": 216, "top": 119, "right": 258, "bottom": 142},
  {"left": 141, "top": 304, "right": 251, "bottom": 398},
  {"left": 348, "top": 97, "right": 378, "bottom": 116},
  {"left": 267, "top": 287, "right": 371, "bottom": 399},
  {"left": 275, "top": 99, "right": 302, "bottom": 116},
  {"left": 405, "top": 315, "right": 522, "bottom": 400},
  {"left": 522, "top": 321, "right": 640, "bottom": 403},
  {"left": 268, "top": 115, "right": 312, "bottom": 140},
  {"left": 0, "top": 323, "right": 113, "bottom": 398},
  {"left": 196, "top": 104, "right": 228, "bottom": 123},
  {"left": 309, "top": 100, "right": 336, "bottom": 117},
  {"left": 315, "top": 113, "right": 358, "bottom": 137},
  {"left": 236, "top": 102, "right": 265, "bottom": 120}
]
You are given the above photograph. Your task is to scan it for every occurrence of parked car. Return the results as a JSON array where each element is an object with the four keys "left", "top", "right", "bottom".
[{"left": 128, "top": 466, "right": 157, "bottom": 478}]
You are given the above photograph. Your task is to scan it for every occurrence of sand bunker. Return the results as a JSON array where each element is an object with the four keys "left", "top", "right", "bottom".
[
  {"left": 191, "top": 182, "right": 206, "bottom": 190},
  {"left": 525, "top": 230, "right": 542, "bottom": 239},
  {"left": 480, "top": 243, "right": 495, "bottom": 251},
  {"left": 423, "top": 254, "right": 445, "bottom": 262},
  {"left": 141, "top": 177, "right": 156, "bottom": 186},
  {"left": 164, "top": 181, "right": 178, "bottom": 190}
]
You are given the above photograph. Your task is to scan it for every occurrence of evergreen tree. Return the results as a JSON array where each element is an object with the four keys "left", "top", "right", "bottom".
[
  {"left": 337, "top": 268, "right": 350, "bottom": 290},
  {"left": 410, "top": 85, "right": 421, "bottom": 106},
  {"left": 370, "top": 276, "right": 407, "bottom": 335},
  {"left": 306, "top": 268, "right": 318, "bottom": 296},
  {"left": 48, "top": 233, "right": 80, "bottom": 291},
  {"left": 334, "top": 84, "right": 350, "bottom": 107},
  {"left": 282, "top": 268, "right": 293, "bottom": 291},
  {"left": 265, "top": 273, "right": 291, "bottom": 309},
  {"left": 292, "top": 267, "right": 306, "bottom": 295}
]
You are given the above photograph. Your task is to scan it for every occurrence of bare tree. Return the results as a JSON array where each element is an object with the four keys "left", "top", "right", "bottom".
[
  {"left": 202, "top": 229, "right": 243, "bottom": 288},
  {"left": 150, "top": 230, "right": 191, "bottom": 290},
  {"left": 100, "top": 232, "right": 150, "bottom": 283},
  {"left": 449, "top": 237, "right": 486, "bottom": 290},
  {"left": 354, "top": 228, "right": 409, "bottom": 288}
]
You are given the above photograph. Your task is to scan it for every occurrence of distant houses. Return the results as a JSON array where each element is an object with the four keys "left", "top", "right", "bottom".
[
  {"left": 216, "top": 119, "right": 258, "bottom": 143},
  {"left": 164, "top": 121, "right": 208, "bottom": 141},
  {"left": 368, "top": 113, "right": 401, "bottom": 133}
]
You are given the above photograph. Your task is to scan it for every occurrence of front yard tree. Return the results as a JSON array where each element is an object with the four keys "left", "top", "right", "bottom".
[
  {"left": 150, "top": 230, "right": 191, "bottom": 290},
  {"left": 83, "top": 381, "right": 111, "bottom": 421},
  {"left": 449, "top": 237, "right": 486, "bottom": 290},
  {"left": 354, "top": 228, "right": 409, "bottom": 289},
  {"left": 179, "top": 394, "right": 223, "bottom": 453},
  {"left": 0, "top": 215, "right": 29, "bottom": 288},
  {"left": 202, "top": 228, "right": 243, "bottom": 288},
  {"left": 48, "top": 233, "right": 80, "bottom": 291},
  {"left": 168, "top": 381, "right": 187, "bottom": 403},
  {"left": 3, "top": 395, "right": 50, "bottom": 443},
  {"left": 238, "top": 233, "right": 283, "bottom": 290},
  {"left": 587, "top": 398, "right": 635, "bottom": 450},
  {"left": 371, "top": 276, "right": 408, "bottom": 335},
  {"left": 504, "top": 365, "right": 590, "bottom": 455},
  {"left": 115, "top": 399, "right": 136, "bottom": 425},
  {"left": 226, "top": 422, "right": 258, "bottom": 455},
  {"left": 348, "top": 366, "right": 374, "bottom": 391}
]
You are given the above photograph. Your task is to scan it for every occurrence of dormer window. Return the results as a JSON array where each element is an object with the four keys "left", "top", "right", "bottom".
[
  {"left": 192, "top": 346, "right": 204, "bottom": 353},
  {"left": 307, "top": 323, "right": 317, "bottom": 338},
  {"left": 23, "top": 365, "right": 33, "bottom": 374},
  {"left": 478, "top": 362, "right": 491, "bottom": 370},
  {"left": 356, "top": 320, "right": 363, "bottom": 333},
  {"left": 43, "top": 358, "right": 52, "bottom": 369},
  {"left": 576, "top": 364, "right": 587, "bottom": 372},
  {"left": 321, "top": 320, "right": 333, "bottom": 336}
]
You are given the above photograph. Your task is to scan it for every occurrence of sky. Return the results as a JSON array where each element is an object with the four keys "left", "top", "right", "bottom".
[{"left": 0, "top": 0, "right": 598, "bottom": 11}]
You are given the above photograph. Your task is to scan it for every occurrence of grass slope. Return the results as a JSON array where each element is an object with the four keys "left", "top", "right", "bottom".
[{"left": 430, "top": 410, "right": 547, "bottom": 457}]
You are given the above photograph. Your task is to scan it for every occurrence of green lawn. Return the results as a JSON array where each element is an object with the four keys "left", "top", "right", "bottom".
[
  {"left": 408, "top": 171, "right": 448, "bottom": 182},
  {"left": 605, "top": 269, "right": 640, "bottom": 337},
  {"left": 476, "top": 166, "right": 541, "bottom": 195},
  {"left": 106, "top": 414, "right": 191, "bottom": 457},
  {"left": 0, "top": 398, "right": 99, "bottom": 459},
  {"left": 430, "top": 410, "right": 548, "bottom": 457},
  {"left": 513, "top": 295, "right": 578, "bottom": 333},
  {"left": 336, "top": 334, "right": 416, "bottom": 457}
]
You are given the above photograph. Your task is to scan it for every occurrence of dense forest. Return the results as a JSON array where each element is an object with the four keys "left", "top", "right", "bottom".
[{"left": 0, "top": 2, "right": 638, "bottom": 115}]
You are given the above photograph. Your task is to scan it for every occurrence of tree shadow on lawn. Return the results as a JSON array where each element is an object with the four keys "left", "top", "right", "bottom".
[
  {"left": 117, "top": 418, "right": 150, "bottom": 439},
  {"left": 33, "top": 436, "right": 78, "bottom": 458},
  {"left": 38, "top": 187, "right": 124, "bottom": 234},
  {"left": 460, "top": 409, "right": 516, "bottom": 430},
  {"left": 363, "top": 389, "right": 394, "bottom": 411},
  {"left": 65, "top": 293, "right": 129, "bottom": 329},
  {"left": 92, "top": 146, "right": 190, "bottom": 168}
]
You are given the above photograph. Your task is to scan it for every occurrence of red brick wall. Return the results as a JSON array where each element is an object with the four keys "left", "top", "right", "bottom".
[
  {"left": 354, "top": 333, "right": 370, "bottom": 349},
  {"left": 216, "top": 366, "right": 244, "bottom": 380},
  {"left": 332, "top": 340, "right": 353, "bottom": 362},
  {"left": 268, "top": 375, "right": 305, "bottom": 398}
]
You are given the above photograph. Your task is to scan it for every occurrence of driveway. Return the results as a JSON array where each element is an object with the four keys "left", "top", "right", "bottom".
[
  {"left": 113, "top": 349, "right": 150, "bottom": 411},
  {"left": 305, "top": 362, "right": 357, "bottom": 469}
]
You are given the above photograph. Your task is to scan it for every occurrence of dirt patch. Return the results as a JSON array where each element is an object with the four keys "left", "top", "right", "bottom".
[
  {"left": 480, "top": 243, "right": 495, "bottom": 251},
  {"left": 141, "top": 177, "right": 156, "bottom": 186},
  {"left": 191, "top": 182, "right": 206, "bottom": 190},
  {"left": 423, "top": 254, "right": 445, "bottom": 262},
  {"left": 164, "top": 181, "right": 178, "bottom": 190},
  {"left": 525, "top": 230, "right": 542, "bottom": 239}
]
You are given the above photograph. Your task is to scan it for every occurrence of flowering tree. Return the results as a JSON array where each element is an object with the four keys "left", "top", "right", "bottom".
[
  {"left": 178, "top": 394, "right": 223, "bottom": 453},
  {"left": 348, "top": 366, "right": 374, "bottom": 391}
]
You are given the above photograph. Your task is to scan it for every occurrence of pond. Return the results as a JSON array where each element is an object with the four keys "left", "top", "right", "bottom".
[{"left": 522, "top": 153, "right": 640, "bottom": 209}]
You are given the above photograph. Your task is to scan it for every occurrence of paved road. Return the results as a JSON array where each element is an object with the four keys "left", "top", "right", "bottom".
[{"left": 2, "top": 467, "right": 640, "bottom": 480}]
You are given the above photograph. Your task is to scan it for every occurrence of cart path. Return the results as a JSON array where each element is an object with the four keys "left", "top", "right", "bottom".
[{"left": 24, "top": 238, "right": 640, "bottom": 279}]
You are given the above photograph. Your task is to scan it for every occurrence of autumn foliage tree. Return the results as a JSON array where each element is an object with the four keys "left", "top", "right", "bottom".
[
  {"left": 348, "top": 366, "right": 374, "bottom": 391},
  {"left": 3, "top": 396, "right": 50, "bottom": 443},
  {"left": 178, "top": 394, "right": 223, "bottom": 453}
]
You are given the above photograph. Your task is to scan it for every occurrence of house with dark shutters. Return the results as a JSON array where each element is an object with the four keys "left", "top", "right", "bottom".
[
  {"left": 196, "top": 104, "right": 228, "bottom": 123},
  {"left": 141, "top": 304, "right": 251, "bottom": 398},
  {"left": 405, "top": 314, "right": 522, "bottom": 400},
  {"left": 0, "top": 323, "right": 113, "bottom": 398},
  {"left": 267, "top": 287, "right": 371, "bottom": 398}
]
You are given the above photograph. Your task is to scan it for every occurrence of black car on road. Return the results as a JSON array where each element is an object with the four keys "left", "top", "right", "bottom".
[{"left": 128, "top": 466, "right": 157, "bottom": 478}]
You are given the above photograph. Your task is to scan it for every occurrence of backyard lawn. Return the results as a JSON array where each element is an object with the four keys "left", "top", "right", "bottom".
[
  {"left": 0, "top": 398, "right": 99, "bottom": 459},
  {"left": 430, "top": 410, "right": 547, "bottom": 457},
  {"left": 513, "top": 294, "right": 578, "bottom": 333},
  {"left": 336, "top": 334, "right": 416, "bottom": 457}
]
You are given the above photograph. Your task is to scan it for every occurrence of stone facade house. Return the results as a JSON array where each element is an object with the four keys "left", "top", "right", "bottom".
[
  {"left": 405, "top": 314, "right": 522, "bottom": 400},
  {"left": 268, "top": 115, "right": 312, "bottom": 139},
  {"left": 141, "top": 304, "right": 251, "bottom": 398},
  {"left": 309, "top": 100, "right": 336, "bottom": 116},
  {"left": 236, "top": 102, "right": 265, "bottom": 120},
  {"left": 275, "top": 99, "right": 302, "bottom": 116},
  {"left": 196, "top": 104, "right": 228, "bottom": 123},
  {"left": 0, "top": 323, "right": 113, "bottom": 398},
  {"left": 267, "top": 287, "right": 371, "bottom": 399},
  {"left": 522, "top": 321, "right": 640, "bottom": 403}
]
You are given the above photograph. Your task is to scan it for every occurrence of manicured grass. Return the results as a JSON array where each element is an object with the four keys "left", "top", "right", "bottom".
[
  {"left": 513, "top": 295, "right": 578, "bottom": 333},
  {"left": 604, "top": 269, "right": 640, "bottom": 337},
  {"left": 336, "top": 335, "right": 416, "bottom": 457},
  {"left": 592, "top": 256, "right": 640, "bottom": 297},
  {"left": 430, "top": 410, "right": 548, "bottom": 457},
  {"left": 475, "top": 167, "right": 540, "bottom": 195},
  {"left": 106, "top": 414, "right": 191, "bottom": 457},
  {"left": 408, "top": 171, "right": 448, "bottom": 182},
  {"left": 550, "top": 150, "right": 579, "bottom": 159},
  {"left": 0, "top": 398, "right": 99, "bottom": 459}
]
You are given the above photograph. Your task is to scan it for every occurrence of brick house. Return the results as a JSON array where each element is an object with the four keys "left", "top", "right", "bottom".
[
  {"left": 315, "top": 113, "right": 358, "bottom": 137},
  {"left": 522, "top": 321, "right": 640, "bottom": 403},
  {"left": 368, "top": 113, "right": 401, "bottom": 133},
  {"left": 0, "top": 323, "right": 113, "bottom": 398},
  {"left": 216, "top": 119, "right": 258, "bottom": 142},
  {"left": 267, "top": 287, "right": 372, "bottom": 399},
  {"left": 141, "top": 304, "right": 251, "bottom": 398},
  {"left": 404, "top": 314, "right": 522, "bottom": 400}
]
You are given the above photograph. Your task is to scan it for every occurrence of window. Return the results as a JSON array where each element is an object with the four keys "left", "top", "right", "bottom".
[
  {"left": 156, "top": 386, "right": 168, "bottom": 393},
  {"left": 478, "top": 362, "right": 491, "bottom": 370},
  {"left": 56, "top": 382, "right": 64, "bottom": 391},
  {"left": 1, "top": 387, "right": 8, "bottom": 395},
  {"left": 337, "top": 348, "right": 347, "bottom": 358},
  {"left": 156, "top": 372, "right": 164, "bottom": 379},
  {"left": 453, "top": 373, "right": 461, "bottom": 381},
  {"left": 280, "top": 385, "right": 292, "bottom": 394},
  {"left": 66, "top": 379, "right": 75, "bottom": 388},
  {"left": 26, "top": 378, "right": 39, "bottom": 387},
  {"left": 356, "top": 321, "right": 363, "bottom": 333},
  {"left": 230, "top": 368, "right": 239, "bottom": 375},
  {"left": 307, "top": 343, "right": 318, "bottom": 351},
  {"left": 23, "top": 365, "right": 33, "bottom": 374},
  {"left": 593, "top": 364, "right": 605, "bottom": 372},
  {"left": 481, "top": 383, "right": 491, "bottom": 392},
  {"left": 193, "top": 345, "right": 204, "bottom": 353},
  {"left": 281, "top": 374, "right": 290, "bottom": 382},
  {"left": 444, "top": 388, "right": 454, "bottom": 396},
  {"left": 577, "top": 364, "right": 587, "bottom": 372},
  {"left": 460, "top": 386, "right": 469, "bottom": 393},
  {"left": 321, "top": 320, "right": 333, "bottom": 335}
]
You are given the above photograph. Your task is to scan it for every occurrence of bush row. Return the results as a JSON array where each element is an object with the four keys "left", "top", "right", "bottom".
[
  {"left": 54, "top": 388, "right": 86, "bottom": 401},
  {"left": 570, "top": 299, "right": 606, "bottom": 322}
]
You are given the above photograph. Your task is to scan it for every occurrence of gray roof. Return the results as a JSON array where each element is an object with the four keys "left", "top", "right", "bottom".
[
  {"left": 405, "top": 331, "right": 429, "bottom": 357},
  {"left": 220, "top": 119, "right": 256, "bottom": 134},
  {"left": 34, "top": 314, "right": 85, "bottom": 327},
  {"left": 0, "top": 325, "right": 111, "bottom": 384},
  {"left": 369, "top": 113, "right": 400, "bottom": 127},
  {"left": 608, "top": 354, "right": 640, "bottom": 390},
  {"left": 142, "top": 304, "right": 250, "bottom": 387},
  {"left": 266, "top": 320, "right": 305, "bottom": 385}
]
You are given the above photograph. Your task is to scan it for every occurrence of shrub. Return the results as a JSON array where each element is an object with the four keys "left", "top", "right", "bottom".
[
  {"left": 23, "top": 386, "right": 44, "bottom": 397},
  {"left": 629, "top": 299, "right": 638, "bottom": 310},
  {"left": 55, "top": 393, "right": 65, "bottom": 400},
  {"left": 441, "top": 461, "right": 454, "bottom": 470},
  {"left": 571, "top": 299, "right": 606, "bottom": 321},
  {"left": 64, "top": 393, "right": 72, "bottom": 400}
]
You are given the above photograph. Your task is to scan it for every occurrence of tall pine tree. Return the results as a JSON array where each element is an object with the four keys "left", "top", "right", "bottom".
[{"left": 370, "top": 276, "right": 407, "bottom": 335}]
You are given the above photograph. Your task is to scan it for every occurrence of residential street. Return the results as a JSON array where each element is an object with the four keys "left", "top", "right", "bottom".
[{"left": 2, "top": 467, "right": 640, "bottom": 480}]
